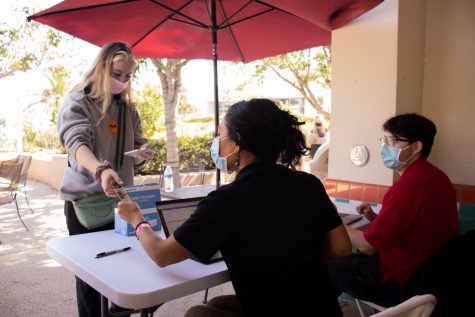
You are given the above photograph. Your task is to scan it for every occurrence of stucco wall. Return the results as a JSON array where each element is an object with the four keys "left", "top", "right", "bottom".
[
  {"left": 28, "top": 154, "right": 67, "bottom": 190},
  {"left": 330, "top": 0, "right": 399, "bottom": 186},
  {"left": 330, "top": 0, "right": 475, "bottom": 186},
  {"left": 422, "top": 0, "right": 475, "bottom": 185},
  {"left": 27, "top": 154, "right": 230, "bottom": 191}
]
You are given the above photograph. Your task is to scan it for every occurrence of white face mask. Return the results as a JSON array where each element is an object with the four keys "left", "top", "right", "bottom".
[{"left": 110, "top": 76, "right": 128, "bottom": 95}]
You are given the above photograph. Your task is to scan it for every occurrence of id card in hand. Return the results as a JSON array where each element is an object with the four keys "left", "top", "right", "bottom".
[{"left": 112, "top": 183, "right": 129, "bottom": 200}]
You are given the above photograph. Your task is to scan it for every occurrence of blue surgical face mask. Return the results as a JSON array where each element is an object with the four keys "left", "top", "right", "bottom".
[
  {"left": 210, "top": 136, "right": 235, "bottom": 174},
  {"left": 380, "top": 143, "right": 414, "bottom": 170}
]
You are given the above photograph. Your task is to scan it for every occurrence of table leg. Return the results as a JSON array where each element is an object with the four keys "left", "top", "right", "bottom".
[
  {"left": 100, "top": 294, "right": 142, "bottom": 317},
  {"left": 141, "top": 304, "right": 162, "bottom": 316},
  {"left": 101, "top": 295, "right": 109, "bottom": 317}
]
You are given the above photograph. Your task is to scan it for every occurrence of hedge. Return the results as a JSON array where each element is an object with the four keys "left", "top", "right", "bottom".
[{"left": 138, "top": 133, "right": 214, "bottom": 175}]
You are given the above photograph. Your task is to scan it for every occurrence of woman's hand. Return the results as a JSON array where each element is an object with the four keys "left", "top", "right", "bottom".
[
  {"left": 133, "top": 144, "right": 157, "bottom": 164},
  {"left": 118, "top": 198, "right": 144, "bottom": 227},
  {"left": 101, "top": 168, "right": 124, "bottom": 197}
]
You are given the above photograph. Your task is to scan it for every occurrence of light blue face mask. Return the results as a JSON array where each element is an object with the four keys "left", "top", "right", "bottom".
[
  {"left": 210, "top": 136, "right": 234, "bottom": 174},
  {"left": 380, "top": 143, "right": 414, "bottom": 170}
]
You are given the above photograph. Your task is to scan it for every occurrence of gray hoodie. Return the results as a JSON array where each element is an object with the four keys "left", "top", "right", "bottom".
[{"left": 57, "top": 90, "right": 147, "bottom": 201}]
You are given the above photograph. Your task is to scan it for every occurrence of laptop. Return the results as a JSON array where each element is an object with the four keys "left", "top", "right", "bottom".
[
  {"left": 339, "top": 212, "right": 363, "bottom": 225},
  {"left": 156, "top": 197, "right": 223, "bottom": 264}
]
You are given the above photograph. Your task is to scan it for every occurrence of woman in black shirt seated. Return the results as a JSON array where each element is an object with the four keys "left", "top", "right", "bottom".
[{"left": 118, "top": 98, "right": 351, "bottom": 317}]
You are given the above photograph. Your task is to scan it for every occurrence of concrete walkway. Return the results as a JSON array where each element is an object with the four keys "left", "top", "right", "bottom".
[{"left": 0, "top": 180, "right": 362, "bottom": 316}]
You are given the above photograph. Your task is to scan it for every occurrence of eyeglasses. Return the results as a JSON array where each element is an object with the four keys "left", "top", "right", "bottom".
[{"left": 380, "top": 136, "right": 412, "bottom": 146}]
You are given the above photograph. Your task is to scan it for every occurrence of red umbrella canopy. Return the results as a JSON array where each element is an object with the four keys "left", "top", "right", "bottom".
[{"left": 28, "top": 0, "right": 382, "bottom": 62}]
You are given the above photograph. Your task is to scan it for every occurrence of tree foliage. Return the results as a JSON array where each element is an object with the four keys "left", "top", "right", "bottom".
[
  {"left": 22, "top": 119, "right": 61, "bottom": 153},
  {"left": 134, "top": 83, "right": 164, "bottom": 139},
  {"left": 41, "top": 66, "right": 71, "bottom": 126},
  {"left": 1, "top": 6, "right": 61, "bottom": 79},
  {"left": 138, "top": 134, "right": 213, "bottom": 175},
  {"left": 253, "top": 46, "right": 332, "bottom": 121},
  {"left": 177, "top": 87, "right": 198, "bottom": 116}
]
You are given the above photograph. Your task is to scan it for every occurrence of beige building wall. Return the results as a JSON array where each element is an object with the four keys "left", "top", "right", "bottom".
[
  {"left": 422, "top": 0, "right": 475, "bottom": 185},
  {"left": 330, "top": 0, "right": 399, "bottom": 186},
  {"left": 330, "top": 0, "right": 475, "bottom": 186}
]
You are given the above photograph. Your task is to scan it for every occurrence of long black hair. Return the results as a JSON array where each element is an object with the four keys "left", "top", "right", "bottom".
[{"left": 224, "top": 99, "right": 307, "bottom": 168}]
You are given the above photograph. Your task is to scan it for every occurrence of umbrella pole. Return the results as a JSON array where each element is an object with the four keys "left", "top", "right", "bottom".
[{"left": 212, "top": 0, "right": 221, "bottom": 189}]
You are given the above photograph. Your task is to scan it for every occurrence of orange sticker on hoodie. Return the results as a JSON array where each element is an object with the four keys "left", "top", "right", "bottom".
[{"left": 109, "top": 118, "right": 118, "bottom": 134}]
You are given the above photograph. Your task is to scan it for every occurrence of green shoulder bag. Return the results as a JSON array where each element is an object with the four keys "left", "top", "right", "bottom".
[{"left": 73, "top": 193, "right": 119, "bottom": 230}]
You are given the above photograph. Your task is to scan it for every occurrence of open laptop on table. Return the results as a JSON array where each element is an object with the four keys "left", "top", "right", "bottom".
[{"left": 156, "top": 197, "right": 223, "bottom": 265}]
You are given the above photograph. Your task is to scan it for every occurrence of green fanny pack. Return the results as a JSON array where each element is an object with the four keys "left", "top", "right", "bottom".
[{"left": 73, "top": 193, "right": 119, "bottom": 230}]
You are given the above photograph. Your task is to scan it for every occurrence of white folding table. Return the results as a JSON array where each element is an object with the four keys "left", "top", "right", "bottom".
[
  {"left": 46, "top": 230, "right": 230, "bottom": 316},
  {"left": 160, "top": 184, "right": 216, "bottom": 200}
]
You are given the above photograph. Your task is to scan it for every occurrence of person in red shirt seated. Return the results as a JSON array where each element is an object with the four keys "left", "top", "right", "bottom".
[{"left": 327, "top": 113, "right": 459, "bottom": 307}]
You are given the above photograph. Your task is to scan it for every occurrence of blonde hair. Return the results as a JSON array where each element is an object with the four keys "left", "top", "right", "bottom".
[{"left": 74, "top": 42, "right": 136, "bottom": 119}]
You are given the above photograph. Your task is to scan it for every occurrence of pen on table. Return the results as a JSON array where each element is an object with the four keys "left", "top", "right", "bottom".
[{"left": 95, "top": 247, "right": 131, "bottom": 259}]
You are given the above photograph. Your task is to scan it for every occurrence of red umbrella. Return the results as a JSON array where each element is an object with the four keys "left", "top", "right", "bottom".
[
  {"left": 28, "top": 0, "right": 381, "bottom": 186},
  {"left": 28, "top": 0, "right": 382, "bottom": 130}
]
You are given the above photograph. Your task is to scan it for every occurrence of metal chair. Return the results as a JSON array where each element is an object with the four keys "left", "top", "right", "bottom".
[
  {"left": 18, "top": 155, "right": 34, "bottom": 213},
  {"left": 356, "top": 294, "right": 436, "bottom": 317},
  {"left": 0, "top": 159, "right": 29, "bottom": 231}
]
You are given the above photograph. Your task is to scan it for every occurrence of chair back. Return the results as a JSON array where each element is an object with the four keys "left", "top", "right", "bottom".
[
  {"left": 371, "top": 294, "right": 436, "bottom": 317},
  {"left": 18, "top": 155, "right": 32, "bottom": 187},
  {"left": 0, "top": 159, "right": 29, "bottom": 230},
  {"left": 309, "top": 141, "right": 329, "bottom": 180},
  {"left": 0, "top": 160, "right": 24, "bottom": 194}
]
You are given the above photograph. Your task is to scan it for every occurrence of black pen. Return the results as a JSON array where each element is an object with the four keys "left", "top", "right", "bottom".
[{"left": 95, "top": 247, "right": 131, "bottom": 258}]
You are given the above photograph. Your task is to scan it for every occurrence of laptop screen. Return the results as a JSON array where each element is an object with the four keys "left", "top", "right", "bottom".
[
  {"left": 156, "top": 197, "right": 223, "bottom": 264},
  {"left": 156, "top": 197, "right": 203, "bottom": 238}
]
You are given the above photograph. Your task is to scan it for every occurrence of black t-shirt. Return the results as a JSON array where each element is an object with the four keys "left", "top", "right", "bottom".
[{"left": 174, "top": 160, "right": 343, "bottom": 316}]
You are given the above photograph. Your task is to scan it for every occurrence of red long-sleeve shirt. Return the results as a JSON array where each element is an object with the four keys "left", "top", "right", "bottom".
[{"left": 364, "top": 158, "right": 459, "bottom": 289}]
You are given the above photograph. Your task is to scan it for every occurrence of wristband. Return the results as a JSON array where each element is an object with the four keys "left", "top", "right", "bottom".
[
  {"left": 135, "top": 221, "right": 151, "bottom": 240},
  {"left": 94, "top": 160, "right": 113, "bottom": 183}
]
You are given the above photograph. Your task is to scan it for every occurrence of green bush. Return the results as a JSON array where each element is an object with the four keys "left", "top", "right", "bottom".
[
  {"left": 138, "top": 133, "right": 214, "bottom": 175},
  {"left": 23, "top": 123, "right": 62, "bottom": 153},
  {"left": 183, "top": 116, "right": 214, "bottom": 124}
]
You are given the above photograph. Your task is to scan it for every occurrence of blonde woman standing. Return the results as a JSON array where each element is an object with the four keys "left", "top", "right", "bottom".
[{"left": 57, "top": 42, "right": 154, "bottom": 316}]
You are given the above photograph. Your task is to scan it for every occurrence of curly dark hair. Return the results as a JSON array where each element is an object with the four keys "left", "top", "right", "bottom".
[{"left": 224, "top": 99, "right": 307, "bottom": 168}]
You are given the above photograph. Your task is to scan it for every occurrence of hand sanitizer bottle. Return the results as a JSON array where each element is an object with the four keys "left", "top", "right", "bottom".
[{"left": 163, "top": 165, "right": 174, "bottom": 192}]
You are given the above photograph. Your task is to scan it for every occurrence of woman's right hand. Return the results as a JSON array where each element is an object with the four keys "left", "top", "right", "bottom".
[
  {"left": 356, "top": 203, "right": 377, "bottom": 221},
  {"left": 101, "top": 168, "right": 124, "bottom": 197}
]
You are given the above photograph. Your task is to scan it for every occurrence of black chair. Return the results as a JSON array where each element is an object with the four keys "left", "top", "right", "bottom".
[
  {"left": 404, "top": 229, "right": 475, "bottom": 317},
  {"left": 0, "top": 159, "right": 28, "bottom": 231},
  {"left": 18, "top": 155, "right": 34, "bottom": 213}
]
